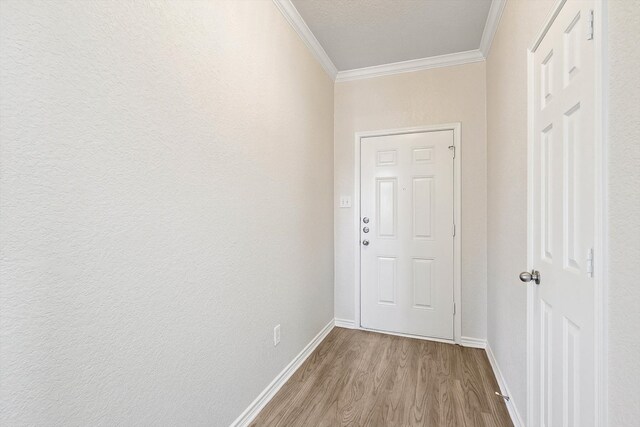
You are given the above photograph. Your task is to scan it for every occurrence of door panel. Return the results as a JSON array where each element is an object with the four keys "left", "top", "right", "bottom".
[
  {"left": 360, "top": 130, "right": 454, "bottom": 339},
  {"left": 530, "top": 2, "right": 596, "bottom": 426}
]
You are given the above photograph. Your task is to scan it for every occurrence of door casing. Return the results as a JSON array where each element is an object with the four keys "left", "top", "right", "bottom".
[
  {"left": 526, "top": 0, "right": 608, "bottom": 425},
  {"left": 353, "top": 123, "right": 462, "bottom": 345}
]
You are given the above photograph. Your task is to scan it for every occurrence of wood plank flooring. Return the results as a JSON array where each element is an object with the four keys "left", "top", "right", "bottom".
[{"left": 251, "top": 327, "right": 513, "bottom": 427}]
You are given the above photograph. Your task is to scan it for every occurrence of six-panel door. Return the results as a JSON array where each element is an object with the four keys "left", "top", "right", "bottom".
[
  {"left": 531, "top": 1, "right": 596, "bottom": 426},
  {"left": 360, "top": 130, "right": 454, "bottom": 339}
]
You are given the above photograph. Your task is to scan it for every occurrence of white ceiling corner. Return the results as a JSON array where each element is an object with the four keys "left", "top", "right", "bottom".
[
  {"left": 273, "top": 0, "right": 506, "bottom": 82},
  {"left": 479, "top": 0, "right": 507, "bottom": 57},
  {"left": 271, "top": 0, "right": 338, "bottom": 80}
]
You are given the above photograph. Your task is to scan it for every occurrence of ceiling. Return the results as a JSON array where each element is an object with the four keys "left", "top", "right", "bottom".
[{"left": 290, "top": 0, "right": 493, "bottom": 71}]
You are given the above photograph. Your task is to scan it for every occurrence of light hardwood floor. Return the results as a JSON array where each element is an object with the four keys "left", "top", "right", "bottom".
[{"left": 251, "top": 327, "right": 513, "bottom": 427}]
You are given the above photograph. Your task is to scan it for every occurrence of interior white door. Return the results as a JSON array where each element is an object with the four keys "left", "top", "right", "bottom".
[
  {"left": 360, "top": 130, "right": 454, "bottom": 339},
  {"left": 529, "top": 1, "right": 597, "bottom": 426}
]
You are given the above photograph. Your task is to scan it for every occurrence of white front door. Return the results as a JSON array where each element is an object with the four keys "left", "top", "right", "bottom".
[
  {"left": 360, "top": 130, "right": 454, "bottom": 339},
  {"left": 529, "top": 1, "right": 597, "bottom": 426}
]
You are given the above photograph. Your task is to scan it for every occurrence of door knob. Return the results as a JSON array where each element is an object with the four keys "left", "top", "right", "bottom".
[
  {"left": 363, "top": 227, "right": 369, "bottom": 233},
  {"left": 362, "top": 240, "right": 369, "bottom": 246},
  {"left": 363, "top": 217, "right": 369, "bottom": 224},
  {"left": 519, "top": 270, "right": 541, "bottom": 285}
]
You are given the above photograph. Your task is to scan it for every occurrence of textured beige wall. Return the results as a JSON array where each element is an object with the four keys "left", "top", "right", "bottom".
[
  {"left": 0, "top": 1, "right": 334, "bottom": 425},
  {"left": 608, "top": 1, "right": 640, "bottom": 424},
  {"left": 334, "top": 63, "right": 488, "bottom": 340},
  {"left": 486, "top": 0, "right": 555, "bottom": 419}
]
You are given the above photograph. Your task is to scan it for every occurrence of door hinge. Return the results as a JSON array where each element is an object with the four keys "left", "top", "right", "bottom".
[
  {"left": 453, "top": 302, "right": 456, "bottom": 315},
  {"left": 587, "top": 248, "right": 594, "bottom": 277},
  {"left": 587, "top": 9, "right": 594, "bottom": 40},
  {"left": 452, "top": 223, "right": 456, "bottom": 237},
  {"left": 448, "top": 145, "right": 456, "bottom": 158}
]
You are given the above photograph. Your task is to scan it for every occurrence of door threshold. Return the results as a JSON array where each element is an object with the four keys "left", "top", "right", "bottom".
[{"left": 358, "top": 326, "right": 457, "bottom": 346}]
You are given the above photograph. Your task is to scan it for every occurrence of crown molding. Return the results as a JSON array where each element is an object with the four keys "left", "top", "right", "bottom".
[
  {"left": 335, "top": 50, "right": 485, "bottom": 82},
  {"left": 272, "top": 0, "right": 338, "bottom": 80},
  {"left": 479, "top": 0, "right": 507, "bottom": 57}
]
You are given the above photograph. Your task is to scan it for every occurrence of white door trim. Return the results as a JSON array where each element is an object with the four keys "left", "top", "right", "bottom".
[
  {"left": 526, "top": 0, "right": 608, "bottom": 425},
  {"left": 353, "top": 123, "right": 462, "bottom": 345}
]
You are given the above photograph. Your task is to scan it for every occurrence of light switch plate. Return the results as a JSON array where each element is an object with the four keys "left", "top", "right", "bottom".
[{"left": 339, "top": 196, "right": 351, "bottom": 208}]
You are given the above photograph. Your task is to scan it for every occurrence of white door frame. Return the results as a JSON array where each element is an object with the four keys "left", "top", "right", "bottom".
[
  {"left": 526, "top": 0, "right": 608, "bottom": 425},
  {"left": 353, "top": 123, "right": 462, "bottom": 345}
]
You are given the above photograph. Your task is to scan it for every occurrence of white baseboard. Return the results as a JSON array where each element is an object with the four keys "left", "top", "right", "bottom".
[
  {"left": 334, "top": 318, "right": 357, "bottom": 329},
  {"left": 229, "top": 319, "right": 335, "bottom": 427},
  {"left": 485, "top": 343, "right": 525, "bottom": 427},
  {"left": 460, "top": 336, "right": 487, "bottom": 349}
]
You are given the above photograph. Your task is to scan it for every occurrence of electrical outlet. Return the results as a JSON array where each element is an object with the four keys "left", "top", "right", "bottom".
[
  {"left": 273, "top": 324, "right": 281, "bottom": 346},
  {"left": 339, "top": 196, "right": 351, "bottom": 208}
]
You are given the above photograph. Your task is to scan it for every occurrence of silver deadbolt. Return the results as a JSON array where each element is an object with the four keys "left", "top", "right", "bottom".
[
  {"left": 362, "top": 240, "right": 370, "bottom": 246},
  {"left": 519, "top": 270, "right": 541, "bottom": 285},
  {"left": 363, "top": 217, "right": 369, "bottom": 224},
  {"left": 363, "top": 227, "right": 369, "bottom": 233}
]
